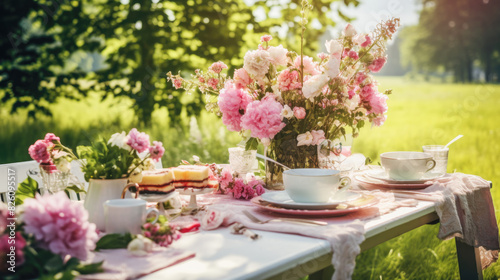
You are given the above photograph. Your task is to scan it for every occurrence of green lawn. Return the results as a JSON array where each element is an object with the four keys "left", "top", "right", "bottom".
[{"left": 1, "top": 76, "right": 499, "bottom": 279}]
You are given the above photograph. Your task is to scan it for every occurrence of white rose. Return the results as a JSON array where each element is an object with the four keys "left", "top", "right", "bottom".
[
  {"left": 108, "top": 131, "right": 131, "bottom": 151},
  {"left": 302, "top": 74, "right": 329, "bottom": 100},
  {"left": 243, "top": 50, "right": 271, "bottom": 79},
  {"left": 325, "top": 40, "right": 342, "bottom": 58},
  {"left": 55, "top": 157, "right": 71, "bottom": 173},
  {"left": 343, "top": 23, "right": 357, "bottom": 37},
  {"left": 267, "top": 45, "right": 288, "bottom": 66},
  {"left": 324, "top": 57, "right": 340, "bottom": 79},
  {"left": 345, "top": 94, "right": 360, "bottom": 112},
  {"left": 281, "top": 105, "right": 293, "bottom": 119},
  {"left": 127, "top": 235, "right": 154, "bottom": 257},
  {"left": 297, "top": 132, "right": 313, "bottom": 146}
]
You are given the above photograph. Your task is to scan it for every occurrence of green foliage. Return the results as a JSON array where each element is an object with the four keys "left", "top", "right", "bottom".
[
  {"left": 95, "top": 233, "right": 134, "bottom": 251},
  {"left": 77, "top": 138, "right": 137, "bottom": 181},
  {"left": 15, "top": 176, "right": 39, "bottom": 205}
]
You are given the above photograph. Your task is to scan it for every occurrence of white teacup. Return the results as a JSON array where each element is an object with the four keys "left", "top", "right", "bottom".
[
  {"left": 283, "top": 168, "right": 351, "bottom": 203},
  {"left": 380, "top": 151, "right": 436, "bottom": 181},
  {"left": 104, "top": 199, "right": 159, "bottom": 234}
]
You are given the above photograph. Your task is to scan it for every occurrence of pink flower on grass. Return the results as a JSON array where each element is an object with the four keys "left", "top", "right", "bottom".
[
  {"left": 44, "top": 133, "right": 60, "bottom": 142},
  {"left": 369, "top": 93, "right": 388, "bottom": 114},
  {"left": 241, "top": 97, "right": 286, "bottom": 140},
  {"left": 149, "top": 141, "right": 165, "bottom": 161},
  {"left": 260, "top": 35, "right": 272, "bottom": 42},
  {"left": 127, "top": 128, "right": 150, "bottom": 153},
  {"left": 218, "top": 83, "right": 252, "bottom": 132},
  {"left": 207, "top": 78, "right": 219, "bottom": 90},
  {"left": 209, "top": 61, "right": 228, "bottom": 74},
  {"left": 277, "top": 69, "right": 301, "bottom": 92},
  {"left": 293, "top": 107, "right": 306, "bottom": 119},
  {"left": 23, "top": 192, "right": 98, "bottom": 260},
  {"left": 368, "top": 57, "right": 387, "bottom": 73},
  {"left": 29, "top": 140, "right": 52, "bottom": 163},
  {"left": 234, "top": 68, "right": 253, "bottom": 89}
]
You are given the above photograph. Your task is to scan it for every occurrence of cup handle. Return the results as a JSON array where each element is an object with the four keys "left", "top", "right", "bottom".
[
  {"left": 146, "top": 208, "right": 160, "bottom": 224},
  {"left": 426, "top": 159, "right": 436, "bottom": 172},
  {"left": 339, "top": 177, "right": 351, "bottom": 190},
  {"left": 121, "top": 183, "right": 140, "bottom": 199}
]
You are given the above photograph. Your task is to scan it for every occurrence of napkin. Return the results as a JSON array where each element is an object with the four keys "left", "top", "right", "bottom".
[{"left": 78, "top": 248, "right": 195, "bottom": 280}]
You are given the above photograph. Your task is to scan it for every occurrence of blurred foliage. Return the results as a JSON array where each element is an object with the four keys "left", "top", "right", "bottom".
[
  {"left": 0, "top": 0, "right": 359, "bottom": 125},
  {"left": 400, "top": 0, "right": 500, "bottom": 82}
]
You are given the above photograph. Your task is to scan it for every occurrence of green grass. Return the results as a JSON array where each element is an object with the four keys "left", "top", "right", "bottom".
[{"left": 1, "top": 77, "right": 500, "bottom": 279}]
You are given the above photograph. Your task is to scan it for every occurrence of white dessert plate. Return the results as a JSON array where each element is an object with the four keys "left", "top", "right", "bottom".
[
  {"left": 138, "top": 191, "right": 176, "bottom": 203},
  {"left": 259, "top": 191, "right": 361, "bottom": 210},
  {"left": 365, "top": 169, "right": 444, "bottom": 184}
]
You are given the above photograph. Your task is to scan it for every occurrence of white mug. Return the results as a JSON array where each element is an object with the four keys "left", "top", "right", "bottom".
[
  {"left": 104, "top": 199, "right": 159, "bottom": 234},
  {"left": 380, "top": 151, "right": 436, "bottom": 181}
]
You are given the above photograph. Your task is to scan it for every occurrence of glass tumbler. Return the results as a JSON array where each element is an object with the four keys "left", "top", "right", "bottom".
[
  {"left": 228, "top": 147, "right": 257, "bottom": 175},
  {"left": 422, "top": 145, "right": 449, "bottom": 175}
]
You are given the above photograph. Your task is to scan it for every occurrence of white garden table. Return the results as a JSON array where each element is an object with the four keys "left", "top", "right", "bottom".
[{"left": 139, "top": 200, "right": 482, "bottom": 280}]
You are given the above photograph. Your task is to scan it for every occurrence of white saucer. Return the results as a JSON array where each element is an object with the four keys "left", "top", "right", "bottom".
[
  {"left": 259, "top": 191, "right": 361, "bottom": 210},
  {"left": 365, "top": 169, "right": 444, "bottom": 184}
]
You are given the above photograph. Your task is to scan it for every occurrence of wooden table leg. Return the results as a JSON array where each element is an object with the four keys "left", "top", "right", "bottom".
[{"left": 455, "top": 238, "right": 482, "bottom": 280}]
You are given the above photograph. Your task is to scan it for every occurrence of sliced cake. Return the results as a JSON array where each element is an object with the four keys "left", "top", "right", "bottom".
[
  {"left": 138, "top": 168, "right": 175, "bottom": 195},
  {"left": 172, "top": 165, "right": 210, "bottom": 189}
]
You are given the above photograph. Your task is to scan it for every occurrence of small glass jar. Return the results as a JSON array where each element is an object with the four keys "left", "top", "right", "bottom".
[
  {"left": 228, "top": 147, "right": 257, "bottom": 176},
  {"left": 39, "top": 165, "right": 71, "bottom": 194}
]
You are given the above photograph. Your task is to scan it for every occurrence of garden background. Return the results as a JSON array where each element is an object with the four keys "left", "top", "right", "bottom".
[{"left": 1, "top": 0, "right": 500, "bottom": 279}]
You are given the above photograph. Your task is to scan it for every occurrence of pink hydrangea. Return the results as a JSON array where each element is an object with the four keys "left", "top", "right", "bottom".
[
  {"left": 173, "top": 78, "right": 183, "bottom": 89},
  {"left": 277, "top": 69, "right": 301, "bottom": 91},
  {"left": 241, "top": 97, "right": 286, "bottom": 140},
  {"left": 44, "top": 133, "right": 60, "bottom": 142},
  {"left": 260, "top": 35, "right": 272, "bottom": 42},
  {"left": 218, "top": 83, "right": 252, "bottom": 131},
  {"left": 127, "top": 128, "right": 150, "bottom": 153},
  {"left": 293, "top": 107, "right": 306, "bottom": 119},
  {"left": 149, "top": 141, "right": 165, "bottom": 161},
  {"left": 368, "top": 57, "right": 386, "bottom": 73},
  {"left": 234, "top": 68, "right": 253, "bottom": 89},
  {"left": 348, "top": 50, "right": 359, "bottom": 60},
  {"left": 29, "top": 140, "right": 52, "bottom": 163},
  {"left": 369, "top": 93, "right": 388, "bottom": 114},
  {"left": 294, "top": 56, "right": 320, "bottom": 75},
  {"left": 209, "top": 61, "right": 228, "bottom": 74},
  {"left": 208, "top": 78, "right": 219, "bottom": 90},
  {"left": 22, "top": 192, "right": 98, "bottom": 260}
]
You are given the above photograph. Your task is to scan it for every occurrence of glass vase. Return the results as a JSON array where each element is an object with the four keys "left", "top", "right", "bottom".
[{"left": 39, "top": 165, "right": 71, "bottom": 194}]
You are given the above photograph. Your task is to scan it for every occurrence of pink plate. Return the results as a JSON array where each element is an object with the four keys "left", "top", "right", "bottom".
[
  {"left": 355, "top": 174, "right": 433, "bottom": 190},
  {"left": 250, "top": 195, "right": 378, "bottom": 217}
]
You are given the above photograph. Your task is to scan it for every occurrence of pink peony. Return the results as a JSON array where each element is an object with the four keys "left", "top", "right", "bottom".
[
  {"left": 218, "top": 83, "right": 252, "bottom": 131},
  {"left": 149, "top": 141, "right": 165, "bottom": 161},
  {"left": 22, "top": 192, "right": 98, "bottom": 260},
  {"left": 209, "top": 61, "right": 228, "bottom": 74},
  {"left": 29, "top": 140, "right": 52, "bottom": 163},
  {"left": 348, "top": 50, "right": 359, "bottom": 60},
  {"left": 44, "top": 133, "right": 60, "bottom": 142},
  {"left": 293, "top": 107, "right": 306, "bottom": 119},
  {"left": 359, "top": 84, "right": 377, "bottom": 102},
  {"left": 277, "top": 69, "right": 301, "bottom": 92},
  {"left": 173, "top": 78, "right": 183, "bottom": 89},
  {"left": 368, "top": 57, "right": 386, "bottom": 73},
  {"left": 294, "top": 56, "right": 320, "bottom": 75},
  {"left": 234, "top": 68, "right": 253, "bottom": 89},
  {"left": 127, "top": 128, "right": 150, "bottom": 153},
  {"left": 207, "top": 78, "right": 219, "bottom": 90},
  {"left": 260, "top": 35, "right": 272, "bottom": 42},
  {"left": 241, "top": 97, "right": 286, "bottom": 140},
  {"left": 369, "top": 93, "right": 388, "bottom": 114},
  {"left": 311, "top": 130, "right": 326, "bottom": 145},
  {"left": 243, "top": 49, "right": 271, "bottom": 79}
]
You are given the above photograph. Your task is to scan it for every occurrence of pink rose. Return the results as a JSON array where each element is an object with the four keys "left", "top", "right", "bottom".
[
  {"left": 293, "top": 107, "right": 306, "bottom": 119},
  {"left": 149, "top": 141, "right": 165, "bottom": 161},
  {"left": 359, "top": 84, "right": 377, "bottom": 102},
  {"left": 260, "top": 35, "right": 272, "bottom": 42},
  {"left": 209, "top": 61, "right": 228, "bottom": 74},
  {"left": 348, "top": 50, "right": 359, "bottom": 60},
  {"left": 368, "top": 57, "right": 386, "bottom": 73},
  {"left": 311, "top": 130, "right": 326, "bottom": 145},
  {"left": 200, "top": 208, "right": 225, "bottom": 230},
  {"left": 294, "top": 56, "right": 320, "bottom": 75},
  {"left": 241, "top": 97, "right": 286, "bottom": 140},
  {"left": 277, "top": 69, "right": 301, "bottom": 92},
  {"left": 173, "top": 78, "right": 183, "bottom": 89},
  {"left": 219, "top": 167, "right": 233, "bottom": 191},
  {"left": 369, "top": 93, "right": 388, "bottom": 114},
  {"left": 127, "top": 128, "right": 150, "bottom": 153},
  {"left": 234, "top": 68, "right": 253, "bottom": 89},
  {"left": 208, "top": 77, "right": 219, "bottom": 90},
  {"left": 29, "top": 140, "right": 52, "bottom": 163},
  {"left": 44, "top": 133, "right": 60, "bottom": 142},
  {"left": 232, "top": 178, "right": 245, "bottom": 199}
]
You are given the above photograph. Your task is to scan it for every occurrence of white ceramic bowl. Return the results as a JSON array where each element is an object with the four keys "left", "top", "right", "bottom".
[
  {"left": 380, "top": 151, "right": 436, "bottom": 181},
  {"left": 283, "top": 168, "right": 349, "bottom": 203}
]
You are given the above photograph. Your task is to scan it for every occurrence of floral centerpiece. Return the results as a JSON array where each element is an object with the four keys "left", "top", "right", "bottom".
[{"left": 168, "top": 2, "right": 399, "bottom": 188}]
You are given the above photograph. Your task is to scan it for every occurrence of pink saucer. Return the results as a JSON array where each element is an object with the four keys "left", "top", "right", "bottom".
[{"left": 355, "top": 175, "right": 434, "bottom": 190}]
